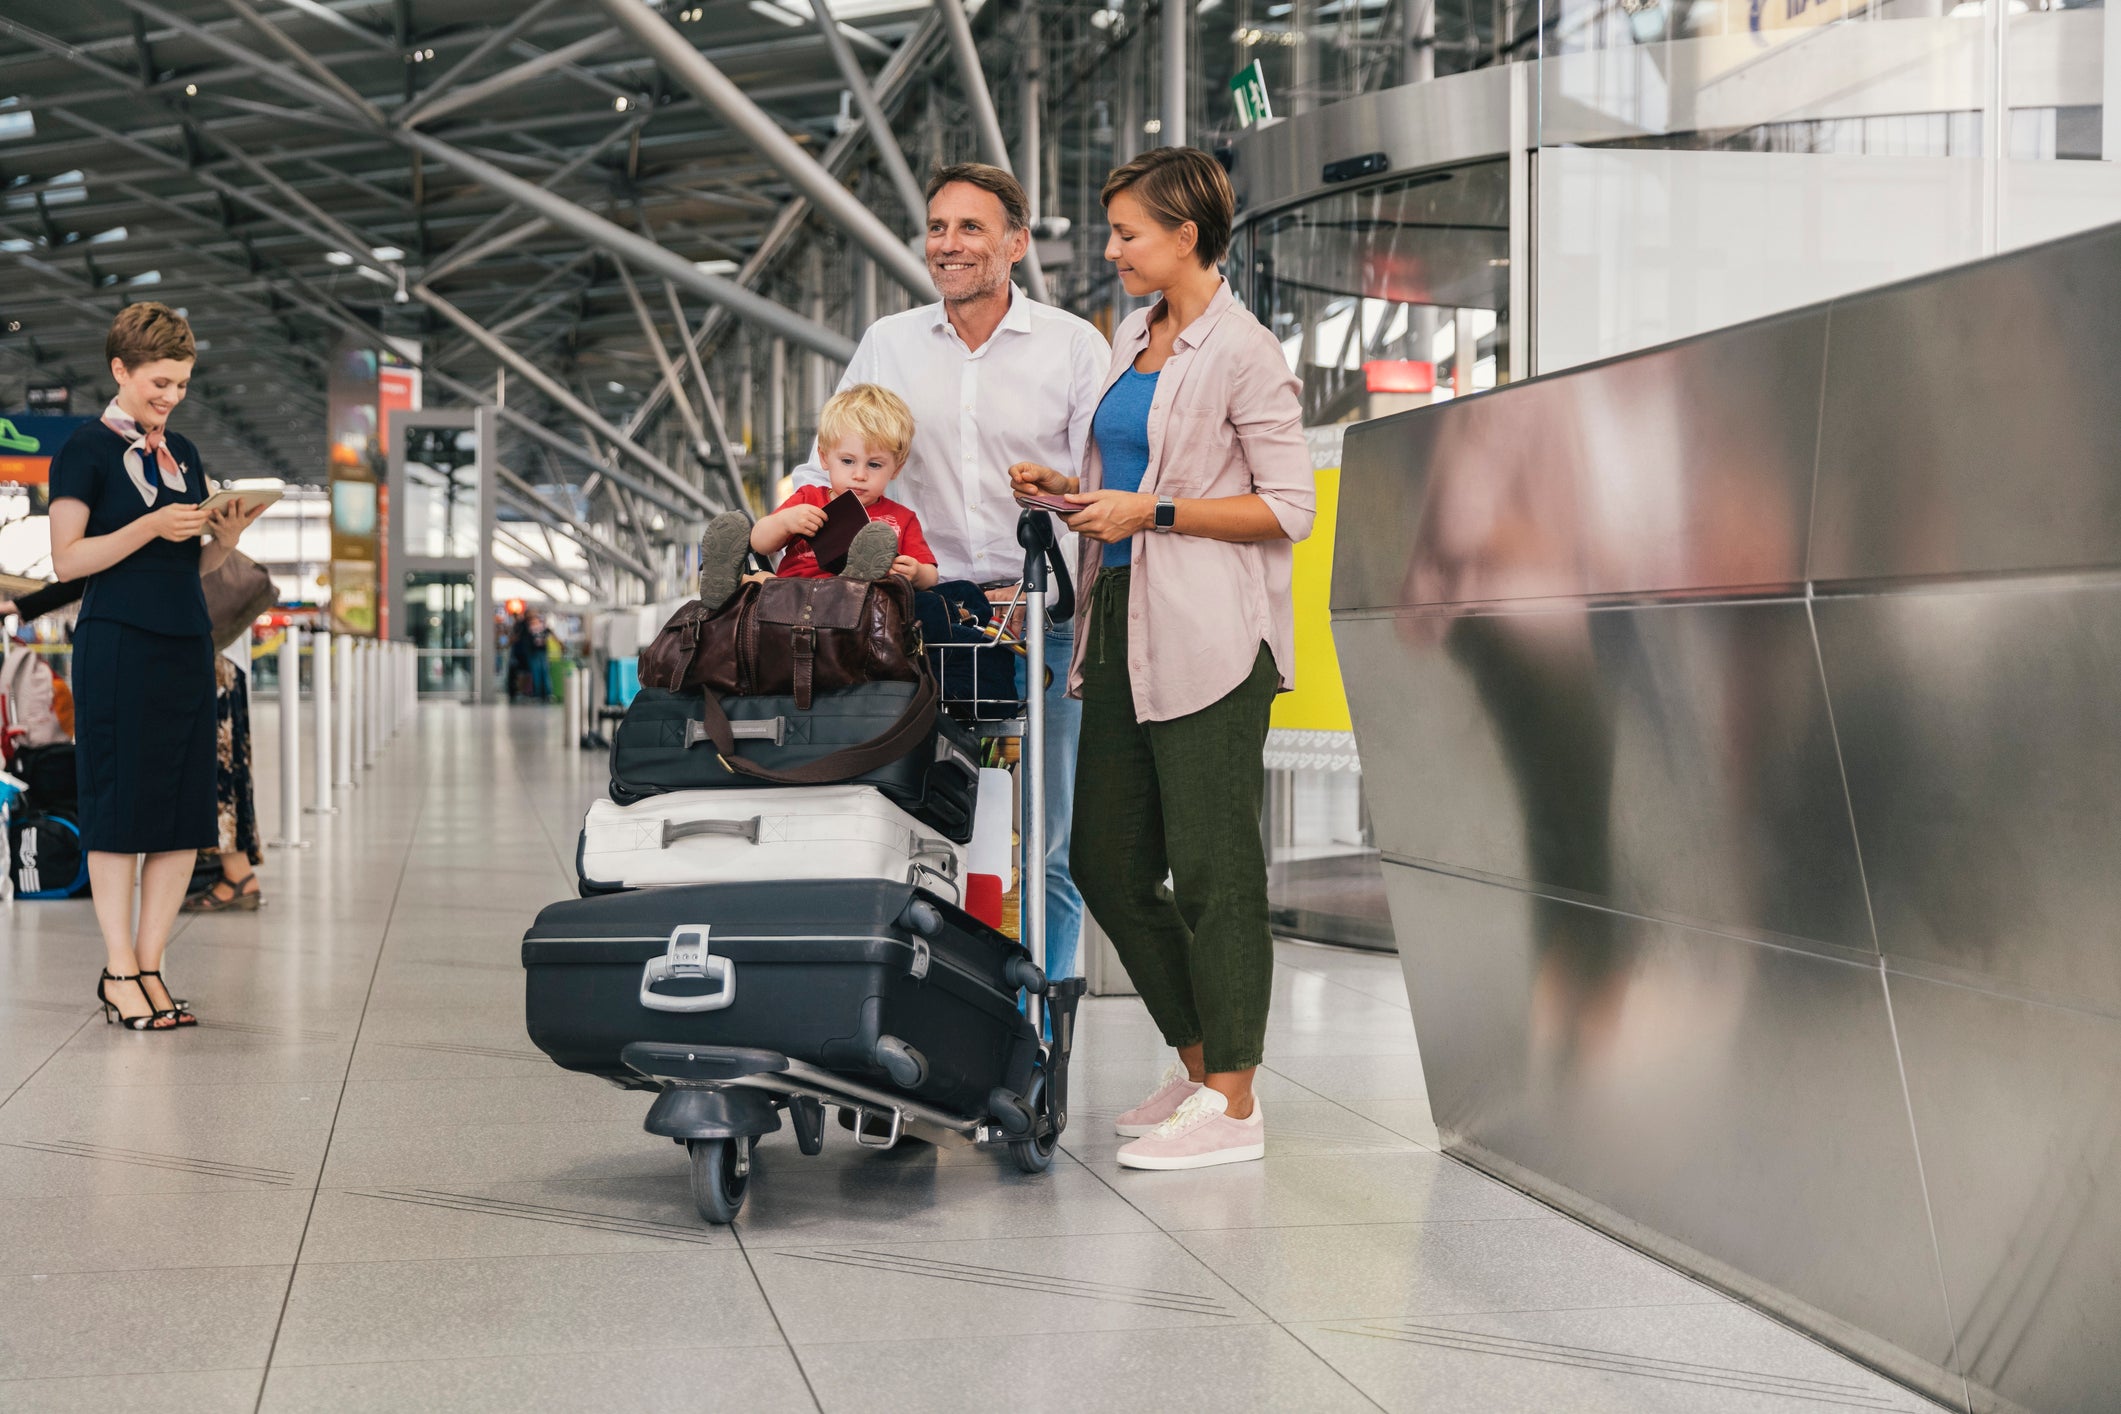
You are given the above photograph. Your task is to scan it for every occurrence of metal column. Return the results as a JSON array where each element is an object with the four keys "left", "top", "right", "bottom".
[
  {"left": 1160, "top": 0, "right": 1187, "bottom": 147},
  {"left": 934, "top": 0, "right": 1050, "bottom": 302}
]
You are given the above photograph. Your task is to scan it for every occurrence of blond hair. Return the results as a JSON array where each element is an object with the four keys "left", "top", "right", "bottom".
[{"left": 816, "top": 383, "right": 914, "bottom": 464}]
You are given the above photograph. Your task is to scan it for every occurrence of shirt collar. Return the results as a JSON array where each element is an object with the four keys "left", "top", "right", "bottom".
[
  {"left": 928, "top": 281, "right": 1034, "bottom": 342},
  {"left": 1171, "top": 280, "right": 1235, "bottom": 351}
]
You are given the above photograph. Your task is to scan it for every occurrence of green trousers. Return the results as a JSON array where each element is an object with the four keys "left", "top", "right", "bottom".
[{"left": 1070, "top": 568, "right": 1279, "bottom": 1073}]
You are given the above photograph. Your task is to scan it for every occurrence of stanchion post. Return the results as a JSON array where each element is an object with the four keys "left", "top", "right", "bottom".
[
  {"left": 363, "top": 639, "right": 379, "bottom": 768},
  {"left": 270, "top": 628, "right": 309, "bottom": 848},
  {"left": 309, "top": 627, "right": 337, "bottom": 814},
  {"left": 562, "top": 658, "right": 580, "bottom": 750},
  {"left": 334, "top": 632, "right": 355, "bottom": 788}
]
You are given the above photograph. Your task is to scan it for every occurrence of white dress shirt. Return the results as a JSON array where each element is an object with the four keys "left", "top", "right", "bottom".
[{"left": 794, "top": 284, "right": 1110, "bottom": 583}]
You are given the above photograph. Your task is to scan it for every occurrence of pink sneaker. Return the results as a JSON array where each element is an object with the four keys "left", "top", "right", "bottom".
[
  {"left": 1114, "top": 1063, "right": 1202, "bottom": 1137},
  {"left": 1115, "top": 1087, "right": 1266, "bottom": 1170}
]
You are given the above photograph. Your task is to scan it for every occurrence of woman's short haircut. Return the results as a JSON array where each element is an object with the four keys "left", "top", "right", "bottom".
[
  {"left": 817, "top": 383, "right": 916, "bottom": 464},
  {"left": 106, "top": 301, "right": 197, "bottom": 369},
  {"left": 1100, "top": 147, "right": 1235, "bottom": 268},
  {"left": 924, "top": 162, "right": 1031, "bottom": 231}
]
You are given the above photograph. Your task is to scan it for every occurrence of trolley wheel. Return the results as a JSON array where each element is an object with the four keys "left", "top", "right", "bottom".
[
  {"left": 1010, "top": 1072, "right": 1058, "bottom": 1174},
  {"left": 687, "top": 1137, "right": 749, "bottom": 1224}
]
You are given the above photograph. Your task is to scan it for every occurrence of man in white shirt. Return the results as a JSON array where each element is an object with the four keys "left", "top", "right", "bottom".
[{"left": 795, "top": 162, "right": 1109, "bottom": 980}]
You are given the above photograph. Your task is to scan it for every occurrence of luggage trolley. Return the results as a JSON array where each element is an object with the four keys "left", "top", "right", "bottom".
[{"left": 611, "top": 509, "right": 1085, "bottom": 1224}]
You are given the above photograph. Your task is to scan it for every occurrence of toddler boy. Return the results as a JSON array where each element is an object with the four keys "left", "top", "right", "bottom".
[{"left": 698, "top": 384, "right": 938, "bottom": 608}]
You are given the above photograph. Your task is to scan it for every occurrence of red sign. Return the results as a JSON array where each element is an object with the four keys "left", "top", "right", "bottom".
[{"left": 1364, "top": 359, "right": 1436, "bottom": 395}]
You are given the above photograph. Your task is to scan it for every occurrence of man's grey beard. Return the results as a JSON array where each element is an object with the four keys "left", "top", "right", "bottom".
[{"left": 937, "top": 259, "right": 1014, "bottom": 305}]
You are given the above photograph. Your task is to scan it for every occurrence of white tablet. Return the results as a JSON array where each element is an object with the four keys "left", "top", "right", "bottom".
[{"left": 201, "top": 487, "right": 284, "bottom": 517}]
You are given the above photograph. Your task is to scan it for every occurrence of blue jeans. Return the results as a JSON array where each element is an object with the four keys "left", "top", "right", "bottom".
[{"left": 1018, "top": 619, "right": 1083, "bottom": 980}]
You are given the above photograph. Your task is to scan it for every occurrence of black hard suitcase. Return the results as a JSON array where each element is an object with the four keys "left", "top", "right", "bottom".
[
  {"left": 521, "top": 878, "right": 1039, "bottom": 1118},
  {"left": 607, "top": 684, "right": 979, "bottom": 843}
]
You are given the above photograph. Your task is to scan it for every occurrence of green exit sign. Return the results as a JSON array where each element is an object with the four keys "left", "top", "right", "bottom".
[{"left": 1229, "top": 61, "right": 1272, "bottom": 129}]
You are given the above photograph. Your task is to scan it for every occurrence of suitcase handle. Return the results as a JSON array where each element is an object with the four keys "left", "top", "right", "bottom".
[
  {"left": 658, "top": 816, "right": 762, "bottom": 848},
  {"left": 640, "top": 927, "right": 737, "bottom": 1013},
  {"left": 683, "top": 717, "right": 785, "bottom": 749}
]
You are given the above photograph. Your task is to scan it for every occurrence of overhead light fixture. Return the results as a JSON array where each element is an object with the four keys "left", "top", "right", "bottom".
[
  {"left": 325, "top": 250, "right": 354, "bottom": 265},
  {"left": 748, "top": 0, "right": 807, "bottom": 25},
  {"left": 694, "top": 258, "right": 739, "bottom": 276},
  {"left": 1144, "top": 118, "right": 1162, "bottom": 135},
  {"left": 184, "top": 83, "right": 199, "bottom": 96},
  {"left": 128, "top": 270, "right": 162, "bottom": 286},
  {"left": 606, "top": 381, "right": 626, "bottom": 394},
  {"left": 370, "top": 245, "right": 403, "bottom": 262},
  {"left": 614, "top": 95, "right": 631, "bottom": 111}
]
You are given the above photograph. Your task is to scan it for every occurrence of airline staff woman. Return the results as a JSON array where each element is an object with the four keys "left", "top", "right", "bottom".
[{"left": 49, "top": 302, "right": 263, "bottom": 1030}]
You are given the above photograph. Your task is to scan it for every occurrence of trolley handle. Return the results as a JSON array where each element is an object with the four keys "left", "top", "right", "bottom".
[{"left": 1016, "top": 510, "right": 1074, "bottom": 624}]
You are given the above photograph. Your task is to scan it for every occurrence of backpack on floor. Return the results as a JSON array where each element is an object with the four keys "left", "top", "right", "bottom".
[{"left": 9, "top": 808, "right": 89, "bottom": 899}]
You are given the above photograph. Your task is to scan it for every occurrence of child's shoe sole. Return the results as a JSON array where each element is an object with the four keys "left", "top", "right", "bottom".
[
  {"left": 697, "top": 511, "right": 753, "bottom": 608},
  {"left": 842, "top": 520, "right": 900, "bottom": 582}
]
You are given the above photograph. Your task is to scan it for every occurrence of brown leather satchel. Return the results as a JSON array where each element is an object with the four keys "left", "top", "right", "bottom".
[
  {"left": 638, "top": 575, "right": 939, "bottom": 787},
  {"left": 200, "top": 550, "right": 279, "bottom": 654}
]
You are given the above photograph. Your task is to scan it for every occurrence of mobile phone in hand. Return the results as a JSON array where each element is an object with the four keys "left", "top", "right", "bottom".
[{"left": 1015, "top": 492, "right": 1082, "bottom": 515}]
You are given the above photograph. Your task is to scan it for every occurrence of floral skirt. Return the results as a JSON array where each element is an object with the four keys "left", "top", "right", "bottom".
[{"left": 209, "top": 656, "right": 262, "bottom": 866}]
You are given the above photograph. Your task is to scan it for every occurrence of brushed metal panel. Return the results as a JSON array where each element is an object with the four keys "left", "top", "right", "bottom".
[
  {"left": 1333, "top": 308, "right": 1826, "bottom": 615},
  {"left": 1381, "top": 862, "right": 1959, "bottom": 1376},
  {"left": 1889, "top": 971, "right": 2121, "bottom": 1414},
  {"left": 1816, "top": 583, "right": 2121, "bottom": 1016},
  {"left": 1812, "top": 221, "right": 2121, "bottom": 583},
  {"left": 1334, "top": 601, "right": 1873, "bottom": 953},
  {"left": 1226, "top": 67, "right": 1512, "bottom": 221}
]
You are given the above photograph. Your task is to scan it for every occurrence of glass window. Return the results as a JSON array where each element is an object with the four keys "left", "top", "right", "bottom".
[{"left": 1233, "top": 161, "right": 1511, "bottom": 425}]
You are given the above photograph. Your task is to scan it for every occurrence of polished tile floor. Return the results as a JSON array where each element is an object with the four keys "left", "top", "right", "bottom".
[{"left": 0, "top": 704, "right": 1942, "bottom": 1413}]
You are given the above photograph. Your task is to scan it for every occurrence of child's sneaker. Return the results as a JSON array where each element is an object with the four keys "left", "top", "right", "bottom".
[
  {"left": 697, "top": 511, "right": 753, "bottom": 608},
  {"left": 842, "top": 520, "right": 899, "bottom": 582},
  {"left": 1115, "top": 1087, "right": 1265, "bottom": 1171},
  {"left": 1114, "top": 1062, "right": 1202, "bottom": 1137}
]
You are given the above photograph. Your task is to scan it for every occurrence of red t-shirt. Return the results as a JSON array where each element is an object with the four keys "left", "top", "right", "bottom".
[{"left": 771, "top": 484, "right": 937, "bottom": 580}]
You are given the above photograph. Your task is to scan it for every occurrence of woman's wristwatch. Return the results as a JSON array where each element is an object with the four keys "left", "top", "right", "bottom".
[{"left": 1152, "top": 495, "right": 1176, "bottom": 533}]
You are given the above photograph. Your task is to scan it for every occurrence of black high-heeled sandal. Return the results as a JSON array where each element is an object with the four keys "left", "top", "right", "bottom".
[
  {"left": 97, "top": 971, "right": 178, "bottom": 1031},
  {"left": 138, "top": 970, "right": 196, "bottom": 1027}
]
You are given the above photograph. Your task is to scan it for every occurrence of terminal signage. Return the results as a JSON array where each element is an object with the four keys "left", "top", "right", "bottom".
[
  {"left": 1230, "top": 61, "right": 1273, "bottom": 128},
  {"left": 0, "top": 414, "right": 92, "bottom": 487}
]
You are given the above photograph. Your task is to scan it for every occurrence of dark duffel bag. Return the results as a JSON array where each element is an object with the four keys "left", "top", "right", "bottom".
[
  {"left": 608, "top": 683, "right": 979, "bottom": 843},
  {"left": 521, "top": 879, "right": 1042, "bottom": 1119},
  {"left": 10, "top": 808, "right": 88, "bottom": 899},
  {"left": 9, "top": 742, "right": 76, "bottom": 811}
]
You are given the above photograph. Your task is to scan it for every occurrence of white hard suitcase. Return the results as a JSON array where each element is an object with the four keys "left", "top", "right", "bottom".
[{"left": 576, "top": 785, "right": 967, "bottom": 899}]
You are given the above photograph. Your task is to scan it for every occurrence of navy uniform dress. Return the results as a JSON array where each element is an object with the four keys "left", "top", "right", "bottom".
[{"left": 47, "top": 422, "right": 217, "bottom": 854}]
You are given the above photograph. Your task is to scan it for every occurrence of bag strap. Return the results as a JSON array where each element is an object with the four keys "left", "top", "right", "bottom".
[
  {"left": 690, "top": 673, "right": 941, "bottom": 785},
  {"left": 1044, "top": 541, "right": 1075, "bottom": 624}
]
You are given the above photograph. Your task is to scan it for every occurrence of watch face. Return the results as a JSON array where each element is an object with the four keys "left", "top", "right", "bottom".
[{"left": 1155, "top": 499, "right": 1176, "bottom": 529}]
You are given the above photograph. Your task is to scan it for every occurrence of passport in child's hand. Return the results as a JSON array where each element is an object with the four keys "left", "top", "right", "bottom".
[{"left": 807, "top": 490, "right": 872, "bottom": 574}]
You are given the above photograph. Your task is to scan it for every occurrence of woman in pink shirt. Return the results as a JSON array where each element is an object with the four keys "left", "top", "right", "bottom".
[{"left": 1009, "top": 147, "right": 1314, "bottom": 1170}]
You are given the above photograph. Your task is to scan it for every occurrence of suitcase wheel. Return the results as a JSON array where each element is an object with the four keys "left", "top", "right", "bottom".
[
  {"left": 1010, "top": 1071, "right": 1058, "bottom": 1174},
  {"left": 688, "top": 1137, "right": 751, "bottom": 1224}
]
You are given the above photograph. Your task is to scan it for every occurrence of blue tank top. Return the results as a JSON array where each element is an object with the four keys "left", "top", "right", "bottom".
[{"left": 1091, "top": 367, "right": 1159, "bottom": 568}]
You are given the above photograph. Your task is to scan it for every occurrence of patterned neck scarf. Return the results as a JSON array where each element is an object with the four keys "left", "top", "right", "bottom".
[{"left": 101, "top": 399, "right": 187, "bottom": 508}]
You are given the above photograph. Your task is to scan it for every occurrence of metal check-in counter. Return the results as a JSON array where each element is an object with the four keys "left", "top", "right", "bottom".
[{"left": 1331, "top": 222, "right": 2121, "bottom": 1414}]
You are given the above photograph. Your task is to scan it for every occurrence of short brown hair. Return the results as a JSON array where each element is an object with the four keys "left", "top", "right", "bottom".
[
  {"left": 106, "top": 301, "right": 196, "bottom": 369},
  {"left": 1101, "top": 147, "right": 1234, "bottom": 268},
  {"left": 817, "top": 383, "right": 915, "bottom": 465},
  {"left": 925, "top": 162, "right": 1030, "bottom": 232}
]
